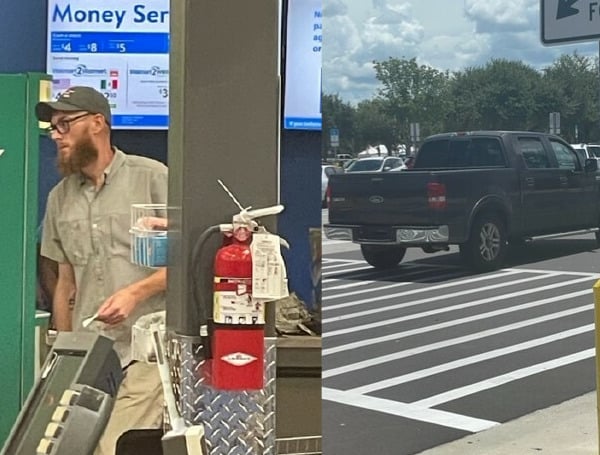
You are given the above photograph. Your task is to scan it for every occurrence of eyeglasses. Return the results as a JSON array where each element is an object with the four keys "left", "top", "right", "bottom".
[{"left": 46, "top": 112, "right": 91, "bottom": 137}]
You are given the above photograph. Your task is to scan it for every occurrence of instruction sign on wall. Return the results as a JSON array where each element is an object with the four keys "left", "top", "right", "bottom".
[{"left": 46, "top": 0, "right": 170, "bottom": 129}]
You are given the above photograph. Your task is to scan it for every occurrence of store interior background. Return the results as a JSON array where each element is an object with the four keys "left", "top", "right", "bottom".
[{"left": 2, "top": 0, "right": 321, "bottom": 309}]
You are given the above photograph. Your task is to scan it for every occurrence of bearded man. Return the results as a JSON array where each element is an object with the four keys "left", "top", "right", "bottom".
[{"left": 36, "top": 86, "right": 167, "bottom": 455}]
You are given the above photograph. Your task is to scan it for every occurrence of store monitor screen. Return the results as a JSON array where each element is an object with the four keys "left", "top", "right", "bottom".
[
  {"left": 283, "top": 0, "right": 322, "bottom": 131},
  {"left": 46, "top": 0, "right": 169, "bottom": 130}
]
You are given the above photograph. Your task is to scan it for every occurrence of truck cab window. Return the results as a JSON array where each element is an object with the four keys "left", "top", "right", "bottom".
[
  {"left": 471, "top": 138, "right": 506, "bottom": 167},
  {"left": 550, "top": 140, "right": 579, "bottom": 170},
  {"left": 416, "top": 139, "right": 450, "bottom": 167},
  {"left": 518, "top": 137, "right": 550, "bottom": 169}
]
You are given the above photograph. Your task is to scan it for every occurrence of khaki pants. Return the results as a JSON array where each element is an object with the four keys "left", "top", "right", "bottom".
[{"left": 95, "top": 362, "right": 163, "bottom": 455}]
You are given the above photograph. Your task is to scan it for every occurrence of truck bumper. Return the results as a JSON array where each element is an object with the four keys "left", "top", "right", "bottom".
[{"left": 323, "top": 224, "right": 450, "bottom": 244}]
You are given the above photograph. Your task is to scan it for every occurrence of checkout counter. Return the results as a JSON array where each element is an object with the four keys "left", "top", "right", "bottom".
[{"left": 276, "top": 335, "right": 321, "bottom": 448}]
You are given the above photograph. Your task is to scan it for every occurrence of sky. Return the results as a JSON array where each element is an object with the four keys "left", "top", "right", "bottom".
[{"left": 322, "top": 0, "right": 599, "bottom": 105}]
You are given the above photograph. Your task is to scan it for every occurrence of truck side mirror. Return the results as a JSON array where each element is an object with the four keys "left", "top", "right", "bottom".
[{"left": 584, "top": 158, "right": 598, "bottom": 172}]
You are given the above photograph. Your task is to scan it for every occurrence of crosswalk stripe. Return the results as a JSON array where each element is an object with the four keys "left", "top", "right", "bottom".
[
  {"left": 348, "top": 324, "right": 594, "bottom": 394},
  {"left": 324, "top": 276, "right": 591, "bottom": 333},
  {"left": 412, "top": 348, "right": 595, "bottom": 408},
  {"left": 322, "top": 388, "right": 499, "bottom": 433},
  {"left": 322, "top": 289, "right": 591, "bottom": 355},
  {"left": 323, "top": 304, "right": 593, "bottom": 378}
]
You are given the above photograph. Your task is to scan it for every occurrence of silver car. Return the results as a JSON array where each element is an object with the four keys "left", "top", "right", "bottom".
[{"left": 345, "top": 156, "right": 407, "bottom": 173}]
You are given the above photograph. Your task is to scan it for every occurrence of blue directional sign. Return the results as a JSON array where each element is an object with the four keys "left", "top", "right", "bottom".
[
  {"left": 330, "top": 127, "right": 339, "bottom": 147},
  {"left": 541, "top": 0, "right": 600, "bottom": 45}
]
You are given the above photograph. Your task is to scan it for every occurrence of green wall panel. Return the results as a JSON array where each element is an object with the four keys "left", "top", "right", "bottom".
[{"left": 0, "top": 73, "right": 46, "bottom": 445}]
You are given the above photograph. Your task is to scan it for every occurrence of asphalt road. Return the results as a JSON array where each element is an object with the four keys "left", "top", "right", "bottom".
[{"left": 322, "top": 212, "right": 600, "bottom": 455}]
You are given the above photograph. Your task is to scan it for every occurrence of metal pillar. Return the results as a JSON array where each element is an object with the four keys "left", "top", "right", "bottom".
[
  {"left": 166, "top": 1, "right": 280, "bottom": 454},
  {"left": 167, "top": 0, "right": 280, "bottom": 336}
]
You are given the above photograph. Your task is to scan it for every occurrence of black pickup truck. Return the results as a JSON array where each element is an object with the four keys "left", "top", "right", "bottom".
[{"left": 324, "top": 131, "right": 600, "bottom": 271}]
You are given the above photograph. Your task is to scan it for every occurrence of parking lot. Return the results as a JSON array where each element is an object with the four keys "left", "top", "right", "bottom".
[{"left": 322, "top": 230, "right": 600, "bottom": 455}]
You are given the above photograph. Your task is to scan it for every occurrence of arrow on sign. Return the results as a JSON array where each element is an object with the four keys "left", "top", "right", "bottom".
[{"left": 556, "top": 0, "right": 579, "bottom": 20}]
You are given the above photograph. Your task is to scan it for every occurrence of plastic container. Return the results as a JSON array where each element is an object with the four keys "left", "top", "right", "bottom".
[{"left": 130, "top": 203, "right": 168, "bottom": 267}]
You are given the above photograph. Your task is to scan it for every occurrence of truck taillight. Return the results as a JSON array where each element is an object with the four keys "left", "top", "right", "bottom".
[
  {"left": 326, "top": 184, "right": 332, "bottom": 208},
  {"left": 427, "top": 182, "right": 447, "bottom": 209}
]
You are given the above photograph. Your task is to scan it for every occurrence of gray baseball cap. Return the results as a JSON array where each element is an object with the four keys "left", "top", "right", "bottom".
[{"left": 35, "top": 86, "right": 111, "bottom": 124}]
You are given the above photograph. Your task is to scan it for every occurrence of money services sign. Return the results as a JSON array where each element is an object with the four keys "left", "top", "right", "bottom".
[{"left": 46, "top": 0, "right": 170, "bottom": 129}]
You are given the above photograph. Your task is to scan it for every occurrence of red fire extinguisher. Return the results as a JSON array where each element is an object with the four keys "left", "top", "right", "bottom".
[
  {"left": 211, "top": 225, "right": 265, "bottom": 390},
  {"left": 208, "top": 195, "right": 287, "bottom": 390}
]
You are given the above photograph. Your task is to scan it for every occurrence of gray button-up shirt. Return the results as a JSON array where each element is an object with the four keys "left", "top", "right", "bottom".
[{"left": 41, "top": 148, "right": 168, "bottom": 365}]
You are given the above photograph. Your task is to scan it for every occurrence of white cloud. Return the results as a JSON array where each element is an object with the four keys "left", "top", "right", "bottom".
[
  {"left": 324, "top": 0, "right": 425, "bottom": 103},
  {"left": 464, "top": 0, "right": 536, "bottom": 31},
  {"left": 322, "top": 0, "right": 598, "bottom": 103},
  {"left": 419, "top": 33, "right": 490, "bottom": 71}
]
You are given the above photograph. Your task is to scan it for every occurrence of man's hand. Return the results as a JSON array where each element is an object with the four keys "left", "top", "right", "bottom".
[
  {"left": 97, "top": 287, "right": 139, "bottom": 326},
  {"left": 95, "top": 268, "right": 166, "bottom": 327}
]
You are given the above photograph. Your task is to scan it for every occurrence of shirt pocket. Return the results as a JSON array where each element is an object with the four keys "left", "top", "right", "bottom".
[
  {"left": 109, "top": 213, "right": 132, "bottom": 259},
  {"left": 57, "top": 219, "right": 91, "bottom": 265}
]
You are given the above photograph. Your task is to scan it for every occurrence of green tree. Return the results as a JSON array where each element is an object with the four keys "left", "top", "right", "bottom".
[
  {"left": 540, "top": 53, "right": 599, "bottom": 142},
  {"left": 322, "top": 52, "right": 600, "bottom": 148},
  {"left": 373, "top": 57, "right": 451, "bottom": 142},
  {"left": 321, "top": 93, "right": 356, "bottom": 158},
  {"left": 447, "top": 59, "right": 542, "bottom": 131},
  {"left": 354, "top": 98, "right": 397, "bottom": 152}
]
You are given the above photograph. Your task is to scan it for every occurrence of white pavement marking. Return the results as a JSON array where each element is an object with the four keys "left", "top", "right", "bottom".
[
  {"left": 322, "top": 388, "right": 499, "bottom": 433},
  {"left": 323, "top": 264, "right": 373, "bottom": 276},
  {"left": 322, "top": 262, "right": 364, "bottom": 271},
  {"left": 324, "top": 276, "right": 592, "bottom": 334},
  {"left": 323, "top": 258, "right": 363, "bottom": 265},
  {"left": 505, "top": 267, "right": 600, "bottom": 277},
  {"left": 323, "top": 269, "right": 524, "bottom": 311},
  {"left": 322, "top": 304, "right": 593, "bottom": 378},
  {"left": 322, "top": 289, "right": 591, "bottom": 355},
  {"left": 413, "top": 348, "right": 596, "bottom": 408},
  {"left": 323, "top": 268, "right": 465, "bottom": 296},
  {"left": 324, "top": 271, "right": 547, "bottom": 313},
  {"left": 348, "top": 324, "right": 594, "bottom": 394}
]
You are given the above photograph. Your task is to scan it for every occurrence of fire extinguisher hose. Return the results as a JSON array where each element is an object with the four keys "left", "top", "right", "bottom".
[{"left": 190, "top": 224, "right": 223, "bottom": 353}]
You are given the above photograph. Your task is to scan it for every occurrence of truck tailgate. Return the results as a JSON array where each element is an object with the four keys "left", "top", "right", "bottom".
[{"left": 328, "top": 171, "right": 438, "bottom": 225}]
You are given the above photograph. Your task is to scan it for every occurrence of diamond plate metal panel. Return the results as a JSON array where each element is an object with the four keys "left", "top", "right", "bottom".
[
  {"left": 168, "top": 333, "right": 206, "bottom": 424},
  {"left": 169, "top": 334, "right": 277, "bottom": 455}
]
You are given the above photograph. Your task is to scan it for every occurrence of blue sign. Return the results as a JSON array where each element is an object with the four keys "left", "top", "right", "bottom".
[{"left": 47, "top": 0, "right": 170, "bottom": 130}]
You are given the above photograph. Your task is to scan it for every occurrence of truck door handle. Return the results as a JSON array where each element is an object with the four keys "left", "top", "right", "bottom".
[
  {"left": 559, "top": 176, "right": 568, "bottom": 185},
  {"left": 525, "top": 177, "right": 535, "bottom": 186}
]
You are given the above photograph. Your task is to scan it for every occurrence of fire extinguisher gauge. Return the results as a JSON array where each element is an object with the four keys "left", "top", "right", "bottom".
[{"left": 233, "top": 227, "right": 251, "bottom": 242}]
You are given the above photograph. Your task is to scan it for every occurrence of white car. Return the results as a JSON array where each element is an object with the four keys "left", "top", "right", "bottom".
[
  {"left": 322, "top": 164, "right": 344, "bottom": 207},
  {"left": 570, "top": 143, "right": 600, "bottom": 162},
  {"left": 345, "top": 156, "right": 407, "bottom": 173}
]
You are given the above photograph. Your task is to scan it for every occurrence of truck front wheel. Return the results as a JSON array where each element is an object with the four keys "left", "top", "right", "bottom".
[
  {"left": 460, "top": 214, "right": 507, "bottom": 272},
  {"left": 360, "top": 245, "right": 406, "bottom": 269}
]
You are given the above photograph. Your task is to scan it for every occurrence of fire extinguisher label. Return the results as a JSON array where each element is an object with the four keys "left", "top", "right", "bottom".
[
  {"left": 251, "top": 232, "right": 290, "bottom": 300},
  {"left": 220, "top": 352, "right": 258, "bottom": 366},
  {"left": 213, "top": 289, "right": 265, "bottom": 325}
]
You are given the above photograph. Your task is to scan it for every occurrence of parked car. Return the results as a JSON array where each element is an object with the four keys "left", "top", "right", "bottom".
[
  {"left": 342, "top": 158, "right": 357, "bottom": 170},
  {"left": 345, "top": 156, "right": 406, "bottom": 173},
  {"left": 570, "top": 143, "right": 600, "bottom": 161},
  {"left": 321, "top": 164, "right": 344, "bottom": 207}
]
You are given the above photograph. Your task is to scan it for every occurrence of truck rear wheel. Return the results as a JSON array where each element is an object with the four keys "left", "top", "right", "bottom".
[
  {"left": 360, "top": 244, "right": 406, "bottom": 269},
  {"left": 460, "top": 214, "right": 507, "bottom": 272}
]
